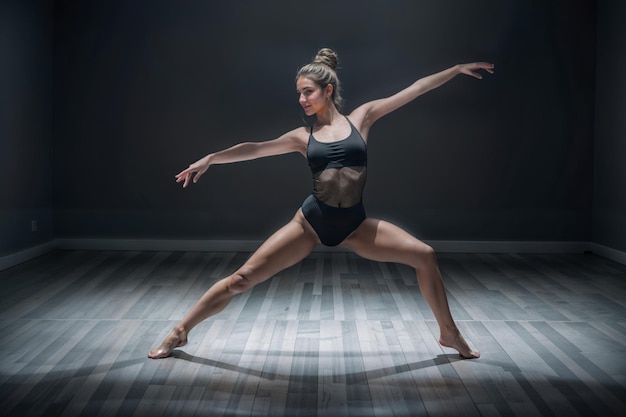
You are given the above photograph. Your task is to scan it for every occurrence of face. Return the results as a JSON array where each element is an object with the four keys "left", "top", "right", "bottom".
[{"left": 296, "top": 76, "right": 330, "bottom": 116}]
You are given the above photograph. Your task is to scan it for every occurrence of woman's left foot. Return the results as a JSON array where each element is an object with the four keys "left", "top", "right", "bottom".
[{"left": 440, "top": 332, "right": 480, "bottom": 359}]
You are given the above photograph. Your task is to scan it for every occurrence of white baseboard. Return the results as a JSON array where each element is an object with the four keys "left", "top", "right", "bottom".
[
  {"left": 426, "top": 240, "right": 590, "bottom": 254},
  {"left": 1, "top": 239, "right": 625, "bottom": 271},
  {"left": 55, "top": 238, "right": 592, "bottom": 255},
  {"left": 589, "top": 243, "right": 626, "bottom": 265},
  {"left": 54, "top": 238, "right": 265, "bottom": 253},
  {"left": 0, "top": 240, "right": 56, "bottom": 271}
]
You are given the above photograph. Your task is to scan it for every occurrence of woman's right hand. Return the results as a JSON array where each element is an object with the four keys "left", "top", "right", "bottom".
[{"left": 175, "top": 155, "right": 211, "bottom": 188}]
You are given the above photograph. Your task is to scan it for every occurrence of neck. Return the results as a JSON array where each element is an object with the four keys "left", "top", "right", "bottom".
[{"left": 315, "top": 106, "right": 342, "bottom": 126}]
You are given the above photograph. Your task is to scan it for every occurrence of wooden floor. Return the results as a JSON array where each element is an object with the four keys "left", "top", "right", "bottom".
[{"left": 0, "top": 250, "right": 625, "bottom": 417}]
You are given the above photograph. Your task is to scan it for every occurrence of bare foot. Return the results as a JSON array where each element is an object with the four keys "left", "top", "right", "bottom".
[
  {"left": 440, "top": 332, "right": 480, "bottom": 359},
  {"left": 148, "top": 327, "right": 188, "bottom": 359}
]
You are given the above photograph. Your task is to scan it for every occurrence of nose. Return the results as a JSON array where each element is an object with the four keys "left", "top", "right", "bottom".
[{"left": 299, "top": 93, "right": 307, "bottom": 105}]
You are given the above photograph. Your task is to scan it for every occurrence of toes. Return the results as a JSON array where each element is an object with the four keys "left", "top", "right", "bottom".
[
  {"left": 459, "top": 349, "right": 480, "bottom": 359},
  {"left": 148, "top": 338, "right": 182, "bottom": 359},
  {"left": 148, "top": 349, "right": 167, "bottom": 359},
  {"left": 440, "top": 334, "right": 480, "bottom": 359}
]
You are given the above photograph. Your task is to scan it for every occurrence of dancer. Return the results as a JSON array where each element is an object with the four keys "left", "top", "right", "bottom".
[{"left": 149, "top": 48, "right": 494, "bottom": 359}]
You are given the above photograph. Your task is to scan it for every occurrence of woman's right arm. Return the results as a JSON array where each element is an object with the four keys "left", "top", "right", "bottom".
[{"left": 175, "top": 128, "right": 307, "bottom": 188}]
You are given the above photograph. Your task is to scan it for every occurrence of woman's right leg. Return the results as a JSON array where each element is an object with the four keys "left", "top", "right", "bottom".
[{"left": 148, "top": 210, "right": 320, "bottom": 358}]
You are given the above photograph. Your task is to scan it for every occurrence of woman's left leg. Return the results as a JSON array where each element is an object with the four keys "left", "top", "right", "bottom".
[{"left": 341, "top": 218, "right": 479, "bottom": 359}]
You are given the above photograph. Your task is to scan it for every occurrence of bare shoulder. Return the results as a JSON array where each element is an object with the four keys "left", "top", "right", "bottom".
[{"left": 346, "top": 106, "right": 373, "bottom": 141}]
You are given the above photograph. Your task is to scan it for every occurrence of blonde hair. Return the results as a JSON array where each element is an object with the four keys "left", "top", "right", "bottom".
[{"left": 296, "top": 48, "right": 344, "bottom": 111}]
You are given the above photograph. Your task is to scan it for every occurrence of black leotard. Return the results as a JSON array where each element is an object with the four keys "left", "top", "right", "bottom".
[{"left": 301, "top": 117, "right": 367, "bottom": 246}]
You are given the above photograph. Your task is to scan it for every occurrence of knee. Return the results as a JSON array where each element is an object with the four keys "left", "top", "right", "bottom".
[
  {"left": 226, "top": 266, "right": 255, "bottom": 294},
  {"left": 413, "top": 243, "right": 438, "bottom": 270}
]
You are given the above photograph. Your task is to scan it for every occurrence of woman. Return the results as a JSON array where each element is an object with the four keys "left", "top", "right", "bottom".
[{"left": 149, "top": 48, "right": 494, "bottom": 359}]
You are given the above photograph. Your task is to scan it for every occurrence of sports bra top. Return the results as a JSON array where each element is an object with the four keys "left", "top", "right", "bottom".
[{"left": 307, "top": 117, "right": 367, "bottom": 208}]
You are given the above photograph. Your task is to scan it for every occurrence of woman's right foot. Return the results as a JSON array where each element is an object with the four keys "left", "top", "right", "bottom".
[{"left": 148, "top": 327, "right": 188, "bottom": 359}]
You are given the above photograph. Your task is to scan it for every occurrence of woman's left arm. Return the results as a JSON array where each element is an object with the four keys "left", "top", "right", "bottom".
[{"left": 353, "top": 62, "right": 494, "bottom": 131}]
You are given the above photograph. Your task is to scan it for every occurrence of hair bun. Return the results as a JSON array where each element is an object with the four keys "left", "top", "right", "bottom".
[{"left": 313, "top": 48, "right": 338, "bottom": 70}]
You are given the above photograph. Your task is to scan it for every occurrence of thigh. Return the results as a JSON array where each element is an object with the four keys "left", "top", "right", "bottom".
[
  {"left": 236, "top": 209, "right": 320, "bottom": 285},
  {"left": 341, "top": 218, "right": 433, "bottom": 268}
]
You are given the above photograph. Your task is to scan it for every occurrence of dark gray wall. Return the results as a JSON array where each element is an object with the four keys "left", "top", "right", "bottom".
[
  {"left": 50, "top": 0, "right": 597, "bottom": 242},
  {"left": 0, "top": 0, "right": 54, "bottom": 256},
  {"left": 3, "top": 0, "right": 623, "bottom": 257},
  {"left": 593, "top": 0, "right": 626, "bottom": 252}
]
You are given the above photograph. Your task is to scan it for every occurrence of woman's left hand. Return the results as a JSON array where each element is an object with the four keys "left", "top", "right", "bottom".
[{"left": 458, "top": 62, "right": 495, "bottom": 79}]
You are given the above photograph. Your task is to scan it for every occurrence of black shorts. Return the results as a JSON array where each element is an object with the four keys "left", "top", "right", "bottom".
[{"left": 301, "top": 194, "right": 366, "bottom": 247}]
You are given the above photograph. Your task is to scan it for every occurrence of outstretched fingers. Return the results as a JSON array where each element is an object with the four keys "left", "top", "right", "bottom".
[
  {"left": 175, "top": 171, "right": 190, "bottom": 188},
  {"left": 460, "top": 62, "right": 495, "bottom": 79},
  {"left": 175, "top": 166, "right": 205, "bottom": 188},
  {"left": 476, "top": 61, "right": 495, "bottom": 71}
]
